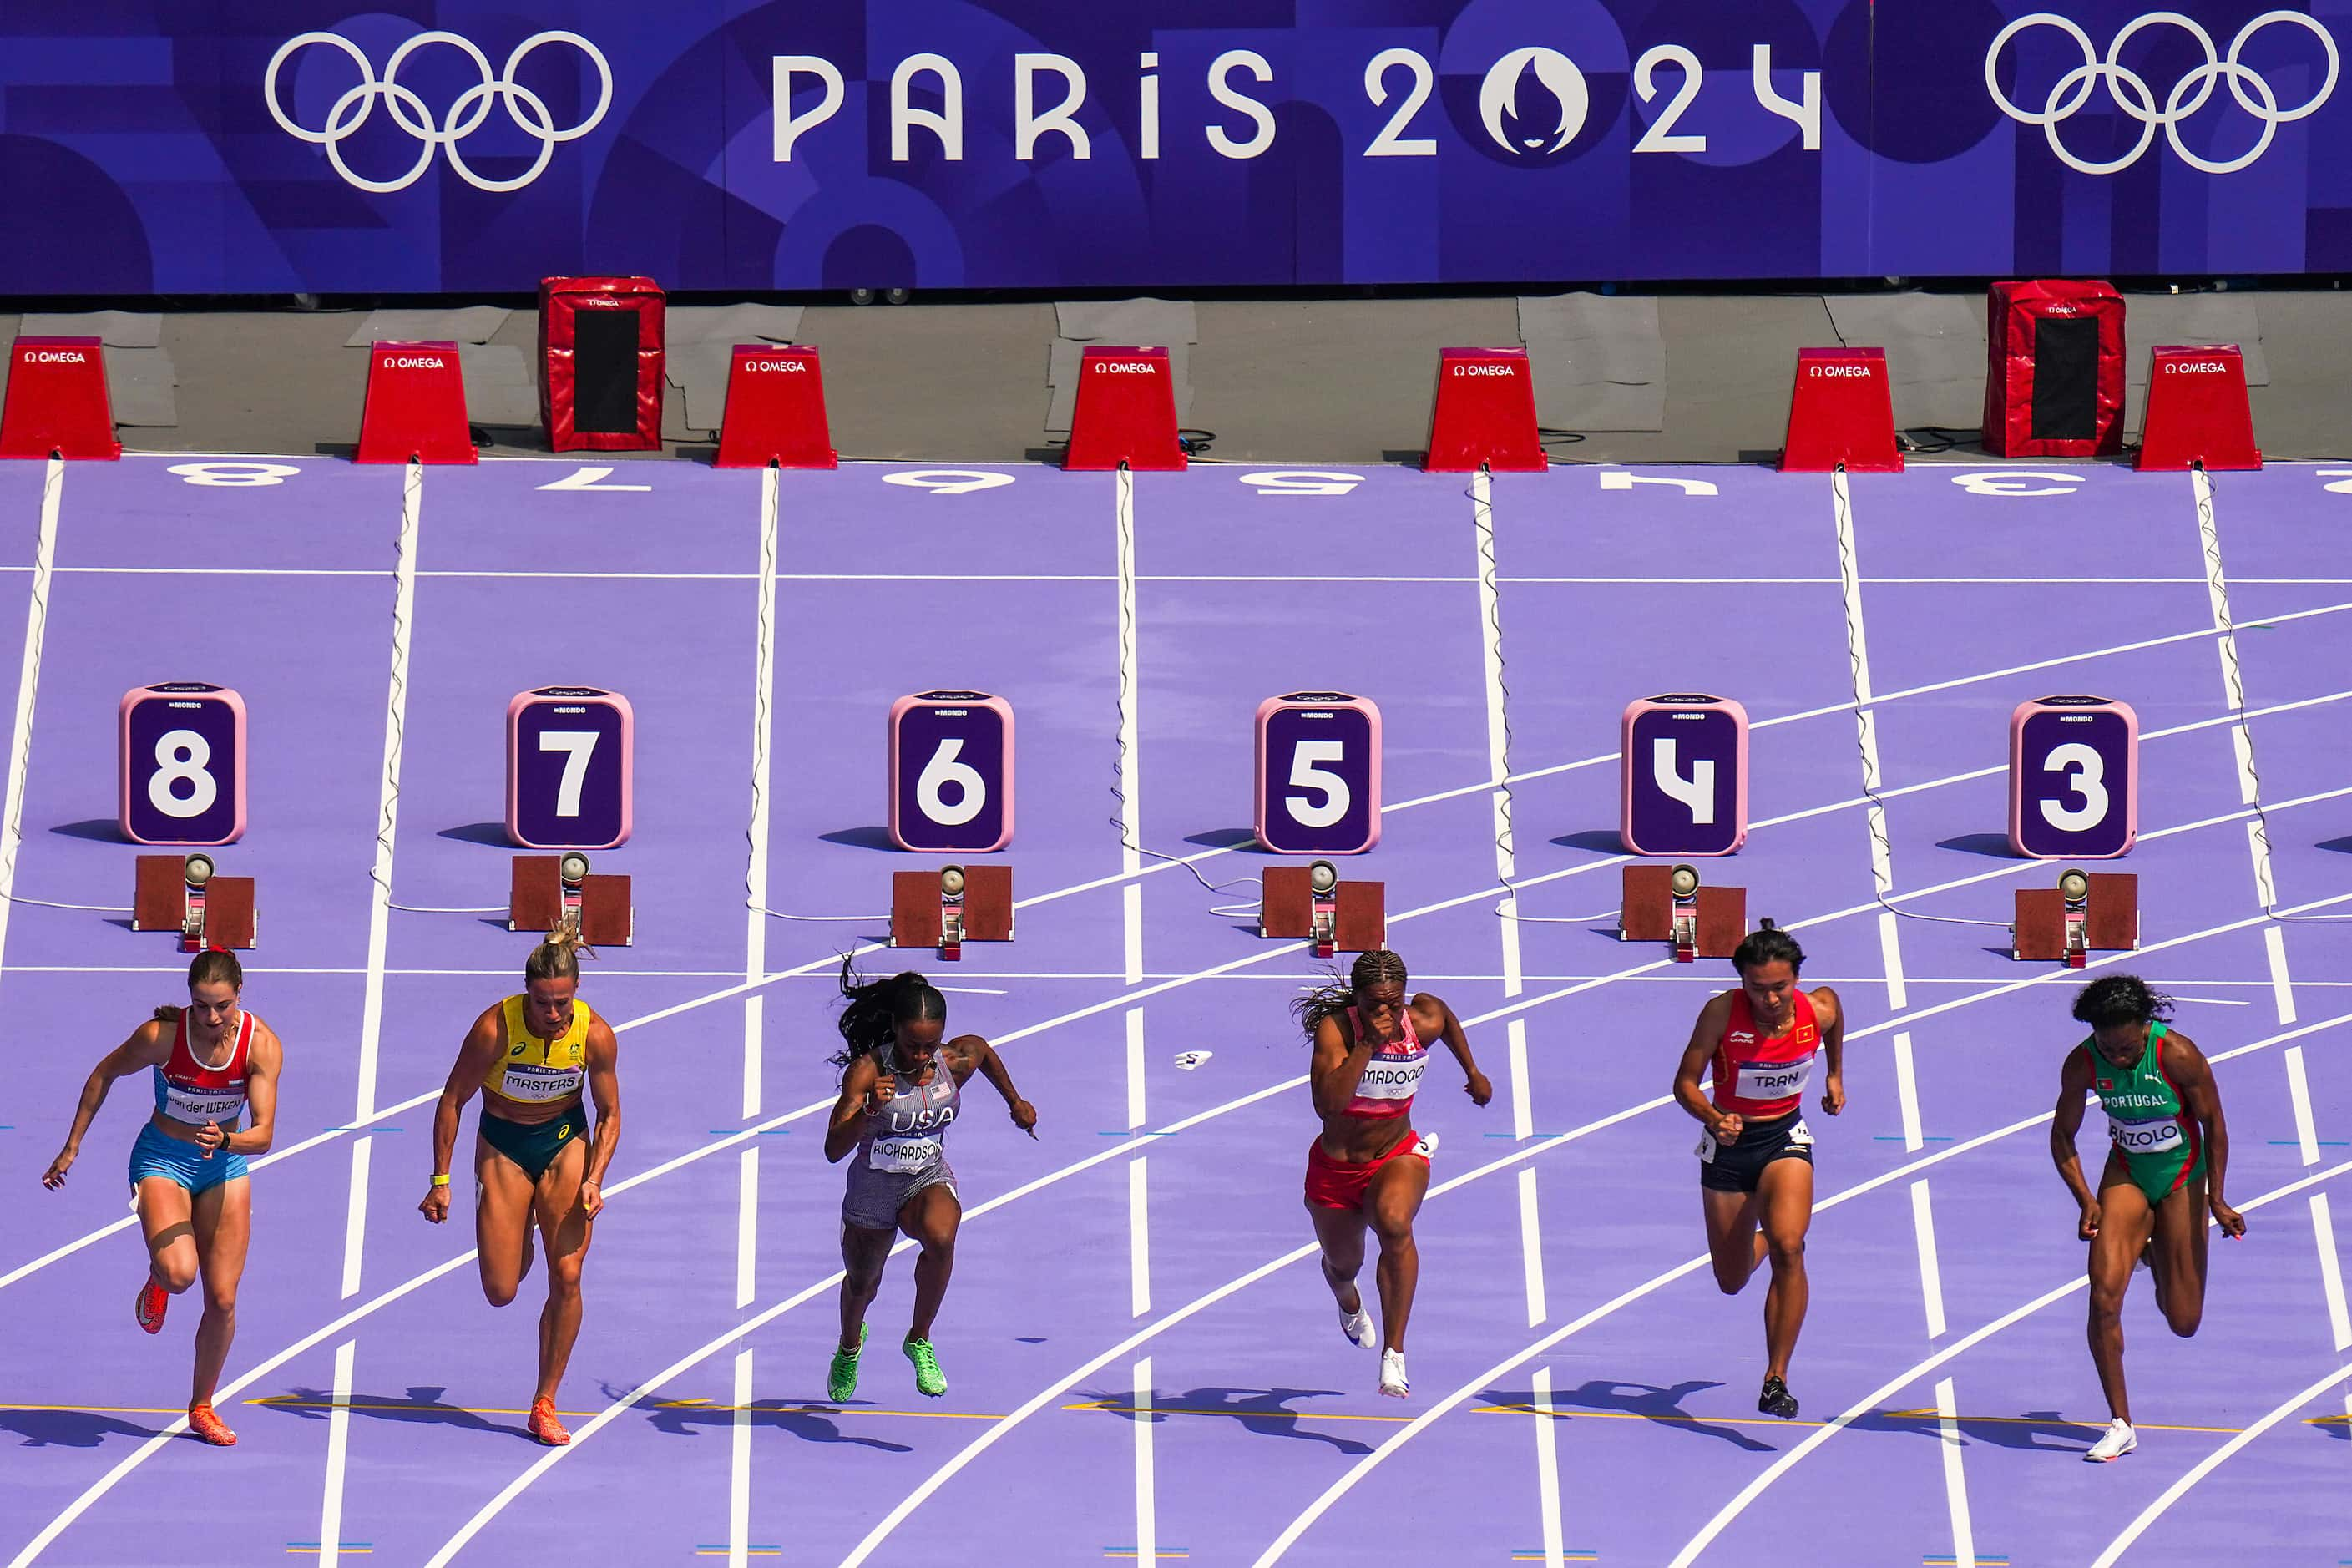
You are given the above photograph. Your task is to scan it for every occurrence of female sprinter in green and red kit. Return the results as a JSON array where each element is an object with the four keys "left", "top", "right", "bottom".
[
  {"left": 42, "top": 948, "right": 283, "bottom": 1447},
  {"left": 1672, "top": 923, "right": 1845, "bottom": 1421},
  {"left": 2050, "top": 974, "right": 2243, "bottom": 1463},
  {"left": 1298, "top": 949, "right": 1491, "bottom": 1399}
]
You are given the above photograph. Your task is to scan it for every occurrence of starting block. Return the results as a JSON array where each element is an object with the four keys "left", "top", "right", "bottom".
[
  {"left": 134, "top": 852, "right": 255, "bottom": 950},
  {"left": 1260, "top": 861, "right": 1384, "bottom": 957},
  {"left": 1620, "top": 863, "right": 1743, "bottom": 962},
  {"left": 2136, "top": 345, "right": 2261, "bottom": 471},
  {"left": 356, "top": 340, "right": 475, "bottom": 465},
  {"left": 892, "top": 864, "right": 1012, "bottom": 959},
  {"left": 1781, "top": 347, "right": 1902, "bottom": 473},
  {"left": 508, "top": 852, "right": 633, "bottom": 946},
  {"left": 0, "top": 336, "right": 120, "bottom": 460},
  {"left": 715, "top": 343, "right": 837, "bottom": 468},
  {"left": 1065, "top": 347, "right": 1186, "bottom": 471},
  {"left": 2013, "top": 868, "right": 2137, "bottom": 964},
  {"left": 1424, "top": 348, "right": 1545, "bottom": 473}
]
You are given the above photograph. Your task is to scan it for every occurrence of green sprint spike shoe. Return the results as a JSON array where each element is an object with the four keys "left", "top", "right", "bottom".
[
  {"left": 903, "top": 1337, "right": 948, "bottom": 1398},
  {"left": 827, "top": 1325, "right": 867, "bottom": 1404}
]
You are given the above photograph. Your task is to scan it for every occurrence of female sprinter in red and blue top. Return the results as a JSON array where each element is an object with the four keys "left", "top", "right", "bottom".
[
  {"left": 42, "top": 948, "right": 282, "bottom": 1447},
  {"left": 1672, "top": 922, "right": 1844, "bottom": 1420},
  {"left": 1298, "top": 949, "right": 1491, "bottom": 1399}
]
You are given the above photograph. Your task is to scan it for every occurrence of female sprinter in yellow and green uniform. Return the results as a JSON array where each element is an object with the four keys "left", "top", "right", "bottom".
[
  {"left": 2050, "top": 974, "right": 2243, "bottom": 1464},
  {"left": 421, "top": 932, "right": 620, "bottom": 1444}
]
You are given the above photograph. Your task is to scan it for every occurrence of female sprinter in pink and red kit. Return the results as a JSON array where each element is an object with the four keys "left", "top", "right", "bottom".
[{"left": 1299, "top": 950, "right": 1491, "bottom": 1399}]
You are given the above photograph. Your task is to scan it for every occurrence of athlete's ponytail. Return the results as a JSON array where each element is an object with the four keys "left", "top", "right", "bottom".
[
  {"left": 1292, "top": 950, "right": 1410, "bottom": 1041},
  {"left": 525, "top": 928, "right": 592, "bottom": 984},
  {"left": 157, "top": 948, "right": 244, "bottom": 1022},
  {"left": 2071, "top": 973, "right": 2173, "bottom": 1030},
  {"left": 832, "top": 957, "right": 946, "bottom": 1069}
]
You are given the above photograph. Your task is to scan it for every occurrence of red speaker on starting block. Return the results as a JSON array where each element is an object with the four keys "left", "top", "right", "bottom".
[
  {"left": 357, "top": 341, "right": 474, "bottom": 464},
  {"left": 540, "top": 276, "right": 665, "bottom": 453},
  {"left": 1781, "top": 348, "right": 1901, "bottom": 472},
  {"left": 2137, "top": 346, "right": 2262, "bottom": 472},
  {"left": 1, "top": 336, "right": 120, "bottom": 461},
  {"left": 1983, "top": 280, "right": 2126, "bottom": 458},
  {"left": 1065, "top": 347, "right": 1186, "bottom": 471},
  {"left": 716, "top": 344, "right": 837, "bottom": 468},
  {"left": 1425, "top": 348, "right": 1545, "bottom": 473}
]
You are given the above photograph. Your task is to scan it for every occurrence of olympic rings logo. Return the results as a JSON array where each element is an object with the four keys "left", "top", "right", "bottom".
[
  {"left": 1985, "top": 10, "right": 2337, "bottom": 175},
  {"left": 264, "top": 30, "right": 612, "bottom": 194}
]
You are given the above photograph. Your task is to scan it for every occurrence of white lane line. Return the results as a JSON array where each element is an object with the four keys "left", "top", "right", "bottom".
[
  {"left": 2288, "top": 1045, "right": 2321, "bottom": 1166},
  {"left": 1667, "top": 1160, "right": 2352, "bottom": 1568},
  {"left": 1933, "top": 1375, "right": 1975, "bottom": 1568},
  {"left": 1473, "top": 468, "right": 1525, "bottom": 998},
  {"left": 1894, "top": 1033, "right": 1924, "bottom": 1153},
  {"left": 735, "top": 1148, "right": 757, "bottom": 1310},
  {"left": 2313, "top": 1194, "right": 2350, "bottom": 1353},
  {"left": 1830, "top": 469, "right": 1893, "bottom": 898},
  {"left": 2266, "top": 925, "right": 2296, "bottom": 1025},
  {"left": 1878, "top": 913, "right": 1908, "bottom": 1012},
  {"left": 1530, "top": 1365, "right": 1565, "bottom": 1568},
  {"left": 1125, "top": 1008, "right": 1146, "bottom": 1130},
  {"left": 1124, "top": 884, "right": 1144, "bottom": 987},
  {"left": 1508, "top": 1019, "right": 1533, "bottom": 1141},
  {"left": 1241, "top": 1014, "right": 2352, "bottom": 1562},
  {"left": 1132, "top": 1357, "right": 1157, "bottom": 1567},
  {"left": 317, "top": 1338, "right": 357, "bottom": 1568},
  {"left": 1115, "top": 465, "right": 1141, "bottom": 880},
  {"left": 338, "top": 1138, "right": 371, "bottom": 1300},
  {"left": 0, "top": 457, "right": 61, "bottom": 975},
  {"left": 728, "top": 1347, "right": 753, "bottom": 1568},
  {"left": 743, "top": 466, "right": 779, "bottom": 1121},
  {"left": 1129, "top": 1157, "right": 1151, "bottom": 1318},
  {"left": 1910, "top": 1181, "right": 1947, "bottom": 1339},
  {"left": 1518, "top": 1168, "right": 1546, "bottom": 1328},
  {"left": 2086, "top": 1359, "right": 2352, "bottom": 1568}
]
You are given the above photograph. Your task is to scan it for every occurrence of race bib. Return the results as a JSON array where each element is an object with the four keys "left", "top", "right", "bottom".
[
  {"left": 498, "top": 1064, "right": 583, "bottom": 1103},
  {"left": 1354, "top": 1056, "right": 1426, "bottom": 1100},
  {"left": 2108, "top": 1114, "right": 2183, "bottom": 1156},
  {"left": 870, "top": 1136, "right": 941, "bottom": 1174},
  {"left": 162, "top": 1081, "right": 244, "bottom": 1125},
  {"left": 1732, "top": 1052, "right": 1815, "bottom": 1102}
]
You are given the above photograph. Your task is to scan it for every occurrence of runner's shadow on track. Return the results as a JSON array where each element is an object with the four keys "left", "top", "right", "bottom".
[
  {"left": 1856, "top": 1406, "right": 2092, "bottom": 1453},
  {"left": 821, "top": 827, "right": 899, "bottom": 852},
  {"left": 0, "top": 1408, "right": 162, "bottom": 1448},
  {"left": 1078, "top": 1386, "right": 1374, "bottom": 1454},
  {"left": 639, "top": 1399, "right": 912, "bottom": 1453},
  {"left": 258, "top": 1385, "right": 534, "bottom": 1442},
  {"left": 1938, "top": 833, "right": 2021, "bottom": 859},
  {"left": 1487, "top": 1380, "right": 1775, "bottom": 1453}
]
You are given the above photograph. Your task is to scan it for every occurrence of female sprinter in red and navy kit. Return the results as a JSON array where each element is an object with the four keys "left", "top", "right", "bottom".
[
  {"left": 41, "top": 949, "right": 282, "bottom": 1447},
  {"left": 1298, "top": 950, "right": 1491, "bottom": 1399},
  {"left": 1672, "top": 923, "right": 1844, "bottom": 1419}
]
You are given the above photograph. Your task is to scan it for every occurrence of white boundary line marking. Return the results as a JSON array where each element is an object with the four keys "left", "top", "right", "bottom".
[
  {"left": 2313, "top": 1193, "right": 2351, "bottom": 1353},
  {"left": 1518, "top": 1167, "right": 1546, "bottom": 1328},
  {"left": 1530, "top": 1364, "right": 1565, "bottom": 1568},
  {"left": 1129, "top": 1157, "right": 1151, "bottom": 1318},
  {"left": 1910, "top": 1181, "right": 1946, "bottom": 1339},
  {"left": 728, "top": 1347, "right": 753, "bottom": 1568},
  {"left": 2085, "top": 1358, "right": 2352, "bottom": 1568},
  {"left": 0, "top": 457, "right": 60, "bottom": 975},
  {"left": 1473, "top": 468, "right": 1524, "bottom": 999},
  {"left": 2288, "top": 1045, "right": 2321, "bottom": 1166},
  {"left": 1932, "top": 1375, "right": 1975, "bottom": 1568},
  {"left": 1894, "top": 1033, "right": 1923, "bottom": 1152},
  {"left": 1132, "top": 1356, "right": 1157, "bottom": 1567},
  {"left": 318, "top": 1338, "right": 357, "bottom": 1568}
]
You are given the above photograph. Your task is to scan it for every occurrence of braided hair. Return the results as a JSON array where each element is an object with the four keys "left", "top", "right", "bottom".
[
  {"left": 832, "top": 956, "right": 947, "bottom": 1070},
  {"left": 1291, "top": 950, "right": 1410, "bottom": 1041},
  {"left": 2071, "top": 973, "right": 2174, "bottom": 1031}
]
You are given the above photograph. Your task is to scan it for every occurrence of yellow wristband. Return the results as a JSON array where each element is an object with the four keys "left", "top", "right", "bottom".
[{"left": 429, "top": 1173, "right": 451, "bottom": 1186}]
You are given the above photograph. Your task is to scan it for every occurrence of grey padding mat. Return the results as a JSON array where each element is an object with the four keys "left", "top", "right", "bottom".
[
  {"left": 457, "top": 344, "right": 538, "bottom": 427},
  {"left": 103, "top": 346, "right": 177, "bottom": 427},
  {"left": 346, "top": 306, "right": 510, "bottom": 347},
  {"left": 666, "top": 304, "right": 804, "bottom": 346},
  {"left": 1054, "top": 298, "right": 1199, "bottom": 345},
  {"left": 1823, "top": 293, "right": 1985, "bottom": 430},
  {"left": 1044, "top": 338, "right": 1193, "bottom": 433},
  {"left": 23, "top": 311, "right": 162, "bottom": 348},
  {"left": 1516, "top": 294, "right": 1666, "bottom": 432}
]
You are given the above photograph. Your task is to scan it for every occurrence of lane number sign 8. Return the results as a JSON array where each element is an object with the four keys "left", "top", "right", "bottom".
[{"left": 119, "top": 683, "right": 247, "bottom": 846}]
